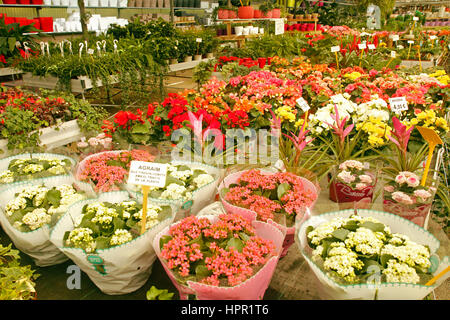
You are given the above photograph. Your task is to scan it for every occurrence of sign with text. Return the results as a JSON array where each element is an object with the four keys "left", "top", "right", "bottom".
[
  {"left": 358, "top": 43, "right": 367, "bottom": 50},
  {"left": 368, "top": 44, "right": 376, "bottom": 50},
  {"left": 296, "top": 97, "right": 310, "bottom": 112},
  {"left": 392, "top": 35, "right": 399, "bottom": 41},
  {"left": 391, "top": 51, "right": 396, "bottom": 58},
  {"left": 413, "top": 16, "right": 419, "bottom": 21},
  {"left": 331, "top": 45, "right": 340, "bottom": 52},
  {"left": 389, "top": 97, "right": 408, "bottom": 113},
  {"left": 128, "top": 161, "right": 168, "bottom": 187},
  {"left": 196, "top": 38, "right": 203, "bottom": 43},
  {"left": 274, "top": 19, "right": 284, "bottom": 35}
]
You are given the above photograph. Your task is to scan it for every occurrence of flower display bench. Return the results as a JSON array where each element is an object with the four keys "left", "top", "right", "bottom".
[
  {"left": 0, "top": 119, "right": 82, "bottom": 155},
  {"left": 400, "top": 59, "right": 435, "bottom": 69},
  {"left": 0, "top": 68, "right": 23, "bottom": 77},
  {"left": 21, "top": 73, "right": 119, "bottom": 98}
]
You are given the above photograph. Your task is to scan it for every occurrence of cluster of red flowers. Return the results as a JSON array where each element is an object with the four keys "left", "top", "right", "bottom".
[
  {"left": 225, "top": 170, "right": 317, "bottom": 222},
  {"left": 160, "top": 213, "right": 276, "bottom": 287},
  {"left": 214, "top": 56, "right": 271, "bottom": 72}
]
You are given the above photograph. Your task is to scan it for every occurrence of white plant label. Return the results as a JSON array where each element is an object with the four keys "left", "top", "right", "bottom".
[
  {"left": 392, "top": 35, "right": 399, "bottom": 41},
  {"left": 127, "top": 161, "right": 168, "bottom": 188},
  {"left": 389, "top": 97, "right": 408, "bottom": 113},
  {"left": 296, "top": 97, "right": 310, "bottom": 112},
  {"left": 429, "top": 35, "right": 437, "bottom": 40},
  {"left": 196, "top": 38, "right": 202, "bottom": 43},
  {"left": 413, "top": 17, "right": 419, "bottom": 21},
  {"left": 331, "top": 45, "right": 340, "bottom": 52},
  {"left": 274, "top": 19, "right": 284, "bottom": 35},
  {"left": 87, "top": 48, "right": 94, "bottom": 55},
  {"left": 407, "top": 40, "right": 414, "bottom": 44},
  {"left": 391, "top": 51, "right": 396, "bottom": 58},
  {"left": 368, "top": 44, "right": 375, "bottom": 50},
  {"left": 358, "top": 43, "right": 366, "bottom": 50}
]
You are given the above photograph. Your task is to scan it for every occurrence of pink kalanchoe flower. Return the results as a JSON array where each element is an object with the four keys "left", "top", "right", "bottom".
[{"left": 387, "top": 117, "right": 414, "bottom": 154}]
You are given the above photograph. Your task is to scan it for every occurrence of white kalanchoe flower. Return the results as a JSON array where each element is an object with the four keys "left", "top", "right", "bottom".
[
  {"left": 170, "top": 169, "right": 193, "bottom": 181},
  {"left": 381, "top": 242, "right": 431, "bottom": 270},
  {"left": 47, "top": 165, "right": 66, "bottom": 175},
  {"left": 0, "top": 170, "right": 14, "bottom": 183},
  {"left": 307, "top": 217, "right": 347, "bottom": 246},
  {"left": 322, "top": 242, "right": 364, "bottom": 283},
  {"left": 161, "top": 183, "right": 187, "bottom": 200},
  {"left": 193, "top": 173, "right": 214, "bottom": 188},
  {"left": 110, "top": 229, "right": 133, "bottom": 246},
  {"left": 22, "top": 208, "right": 51, "bottom": 230},
  {"left": 344, "top": 227, "right": 384, "bottom": 256},
  {"left": 66, "top": 227, "right": 96, "bottom": 253},
  {"left": 382, "top": 260, "right": 420, "bottom": 284}
]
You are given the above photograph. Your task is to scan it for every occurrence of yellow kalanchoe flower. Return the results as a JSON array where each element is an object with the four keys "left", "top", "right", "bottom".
[
  {"left": 356, "top": 118, "right": 392, "bottom": 148},
  {"left": 344, "top": 72, "right": 362, "bottom": 81},
  {"left": 275, "top": 105, "right": 297, "bottom": 123}
]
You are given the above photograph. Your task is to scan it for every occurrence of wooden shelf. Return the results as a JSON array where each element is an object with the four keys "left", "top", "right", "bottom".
[
  {"left": 0, "top": 4, "right": 68, "bottom": 7},
  {"left": 217, "top": 18, "right": 281, "bottom": 22},
  {"left": 287, "top": 18, "right": 318, "bottom": 22}
]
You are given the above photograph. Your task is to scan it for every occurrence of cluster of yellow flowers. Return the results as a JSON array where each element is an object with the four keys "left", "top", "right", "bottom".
[
  {"left": 343, "top": 72, "right": 363, "bottom": 81},
  {"left": 404, "top": 110, "right": 449, "bottom": 135},
  {"left": 428, "top": 69, "right": 449, "bottom": 85},
  {"left": 275, "top": 105, "right": 297, "bottom": 123},
  {"left": 356, "top": 118, "right": 392, "bottom": 148}
]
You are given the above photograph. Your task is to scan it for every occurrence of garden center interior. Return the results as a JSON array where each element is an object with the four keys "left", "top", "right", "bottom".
[{"left": 0, "top": 0, "right": 449, "bottom": 301}]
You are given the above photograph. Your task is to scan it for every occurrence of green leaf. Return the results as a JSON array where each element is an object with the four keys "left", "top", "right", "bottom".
[
  {"left": 359, "top": 221, "right": 386, "bottom": 233},
  {"left": 331, "top": 229, "right": 350, "bottom": 241},
  {"left": 95, "top": 236, "right": 111, "bottom": 250},
  {"left": 380, "top": 254, "right": 395, "bottom": 268},
  {"left": 159, "top": 235, "right": 172, "bottom": 249},
  {"left": 226, "top": 237, "right": 244, "bottom": 253},
  {"left": 45, "top": 189, "right": 61, "bottom": 207},
  {"left": 195, "top": 264, "right": 211, "bottom": 278},
  {"left": 131, "top": 122, "right": 150, "bottom": 134},
  {"left": 343, "top": 220, "right": 359, "bottom": 231},
  {"left": 146, "top": 286, "right": 174, "bottom": 300},
  {"left": 113, "top": 217, "right": 126, "bottom": 230},
  {"left": 277, "top": 183, "right": 291, "bottom": 200}
]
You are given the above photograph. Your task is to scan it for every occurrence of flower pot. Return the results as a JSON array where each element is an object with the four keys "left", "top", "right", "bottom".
[
  {"left": 38, "top": 17, "right": 53, "bottom": 32},
  {"left": 119, "top": 0, "right": 127, "bottom": 6},
  {"left": 242, "top": 28, "right": 249, "bottom": 35},
  {"left": 31, "top": 0, "right": 44, "bottom": 4},
  {"left": 235, "top": 26, "right": 243, "bottom": 36},
  {"left": 164, "top": 0, "right": 169, "bottom": 7},
  {"left": 194, "top": 54, "right": 202, "bottom": 61},
  {"left": 157, "top": 0, "right": 162, "bottom": 6},
  {"left": 261, "top": 10, "right": 272, "bottom": 18},
  {"left": 312, "top": 13, "right": 319, "bottom": 20},
  {"left": 257, "top": 57, "right": 266, "bottom": 68},
  {"left": 184, "top": 56, "right": 192, "bottom": 62},
  {"left": 109, "top": 0, "right": 118, "bottom": 5},
  {"left": 271, "top": 9, "right": 281, "bottom": 18},
  {"left": 18, "top": 0, "right": 31, "bottom": 4},
  {"left": 238, "top": 6, "right": 254, "bottom": 19},
  {"left": 88, "top": 0, "right": 99, "bottom": 6},
  {"left": 217, "top": 8, "right": 228, "bottom": 19},
  {"left": 169, "top": 58, "right": 178, "bottom": 64},
  {"left": 135, "top": 0, "right": 143, "bottom": 6},
  {"left": 205, "top": 52, "right": 214, "bottom": 58},
  {"left": 128, "top": 0, "right": 135, "bottom": 6},
  {"left": 149, "top": 0, "right": 156, "bottom": 6},
  {"left": 227, "top": 9, "right": 238, "bottom": 19},
  {"left": 2, "top": 0, "right": 17, "bottom": 4},
  {"left": 142, "top": 0, "right": 150, "bottom": 6},
  {"left": 99, "top": 0, "right": 108, "bottom": 6},
  {"left": 253, "top": 9, "right": 262, "bottom": 18}
]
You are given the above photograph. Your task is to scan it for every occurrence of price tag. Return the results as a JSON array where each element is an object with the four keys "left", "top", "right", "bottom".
[
  {"left": 331, "top": 45, "right": 340, "bottom": 52},
  {"left": 413, "top": 16, "right": 419, "bottom": 21},
  {"left": 389, "top": 97, "right": 408, "bottom": 113},
  {"left": 196, "top": 38, "right": 202, "bottom": 43},
  {"left": 358, "top": 43, "right": 367, "bottom": 50},
  {"left": 127, "top": 161, "right": 168, "bottom": 187},
  {"left": 392, "top": 35, "right": 399, "bottom": 41},
  {"left": 296, "top": 97, "right": 310, "bottom": 112},
  {"left": 429, "top": 35, "right": 437, "bottom": 40},
  {"left": 368, "top": 44, "right": 376, "bottom": 50},
  {"left": 87, "top": 48, "right": 94, "bottom": 55},
  {"left": 407, "top": 40, "right": 414, "bottom": 44},
  {"left": 391, "top": 51, "right": 396, "bottom": 58},
  {"left": 274, "top": 19, "right": 284, "bottom": 35}
]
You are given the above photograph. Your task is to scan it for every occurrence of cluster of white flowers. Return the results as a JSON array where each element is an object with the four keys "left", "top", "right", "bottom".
[
  {"left": 168, "top": 165, "right": 193, "bottom": 182},
  {"left": 308, "top": 94, "right": 357, "bottom": 135},
  {"left": 119, "top": 200, "right": 139, "bottom": 219},
  {"left": 89, "top": 203, "right": 119, "bottom": 225},
  {"left": 308, "top": 215, "right": 430, "bottom": 284},
  {"left": 193, "top": 174, "right": 215, "bottom": 188},
  {"left": 4, "top": 184, "right": 84, "bottom": 231},
  {"left": 161, "top": 183, "right": 192, "bottom": 200},
  {"left": 66, "top": 227, "right": 96, "bottom": 253},
  {"left": 353, "top": 97, "right": 389, "bottom": 124},
  {"left": 0, "top": 170, "right": 14, "bottom": 184},
  {"left": 22, "top": 164, "right": 45, "bottom": 174},
  {"left": 110, "top": 229, "right": 133, "bottom": 246}
]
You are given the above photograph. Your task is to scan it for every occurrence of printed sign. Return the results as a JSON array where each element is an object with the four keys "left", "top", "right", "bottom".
[
  {"left": 407, "top": 40, "right": 414, "bottom": 44},
  {"left": 367, "top": 44, "right": 376, "bottom": 50},
  {"left": 296, "top": 97, "right": 310, "bottom": 112},
  {"left": 389, "top": 97, "right": 408, "bottom": 113},
  {"left": 127, "top": 161, "right": 168, "bottom": 188},
  {"left": 392, "top": 35, "right": 399, "bottom": 41},
  {"left": 413, "top": 16, "right": 419, "bottom": 21},
  {"left": 391, "top": 51, "right": 396, "bottom": 58},
  {"left": 358, "top": 43, "right": 367, "bottom": 50},
  {"left": 274, "top": 19, "right": 284, "bottom": 35},
  {"left": 331, "top": 45, "right": 340, "bottom": 52},
  {"left": 196, "top": 38, "right": 203, "bottom": 43}
]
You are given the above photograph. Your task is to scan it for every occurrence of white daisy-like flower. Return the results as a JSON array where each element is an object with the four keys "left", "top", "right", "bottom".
[
  {"left": 382, "top": 260, "right": 420, "bottom": 284},
  {"left": 66, "top": 227, "right": 96, "bottom": 253},
  {"left": 0, "top": 170, "right": 14, "bottom": 183},
  {"left": 193, "top": 173, "right": 214, "bottom": 188},
  {"left": 22, "top": 208, "right": 51, "bottom": 230},
  {"left": 344, "top": 227, "right": 384, "bottom": 256},
  {"left": 110, "top": 229, "right": 133, "bottom": 246},
  {"left": 160, "top": 183, "right": 187, "bottom": 200}
]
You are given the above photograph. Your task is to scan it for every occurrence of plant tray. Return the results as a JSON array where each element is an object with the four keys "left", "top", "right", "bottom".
[
  {"left": 0, "top": 68, "right": 23, "bottom": 76},
  {"left": 21, "top": 73, "right": 119, "bottom": 93},
  {"left": 400, "top": 59, "right": 434, "bottom": 69},
  {"left": 0, "top": 119, "right": 82, "bottom": 155}
]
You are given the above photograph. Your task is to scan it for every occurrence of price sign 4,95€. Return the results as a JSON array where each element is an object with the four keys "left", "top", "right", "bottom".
[{"left": 389, "top": 97, "right": 408, "bottom": 114}]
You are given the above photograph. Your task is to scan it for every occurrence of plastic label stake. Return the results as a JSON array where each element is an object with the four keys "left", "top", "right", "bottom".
[
  {"left": 416, "top": 126, "right": 443, "bottom": 186},
  {"left": 407, "top": 40, "right": 414, "bottom": 60},
  {"left": 127, "top": 161, "right": 168, "bottom": 234},
  {"left": 331, "top": 46, "right": 340, "bottom": 70}
]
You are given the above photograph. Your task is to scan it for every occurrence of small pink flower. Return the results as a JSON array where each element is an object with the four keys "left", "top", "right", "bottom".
[
  {"left": 384, "top": 185, "right": 395, "bottom": 193},
  {"left": 359, "top": 174, "right": 373, "bottom": 185},
  {"left": 96, "top": 133, "right": 106, "bottom": 139},
  {"left": 395, "top": 174, "right": 407, "bottom": 185},
  {"left": 77, "top": 141, "right": 89, "bottom": 148},
  {"left": 355, "top": 183, "right": 367, "bottom": 190},
  {"left": 406, "top": 176, "right": 419, "bottom": 188},
  {"left": 88, "top": 137, "right": 100, "bottom": 146},
  {"left": 392, "top": 191, "right": 413, "bottom": 205},
  {"left": 337, "top": 170, "right": 356, "bottom": 184},
  {"left": 413, "top": 189, "right": 432, "bottom": 201}
]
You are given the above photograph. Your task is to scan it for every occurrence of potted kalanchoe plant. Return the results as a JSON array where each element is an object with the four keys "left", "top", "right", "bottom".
[
  {"left": 0, "top": 176, "right": 91, "bottom": 266},
  {"left": 50, "top": 191, "right": 176, "bottom": 295},
  {"left": 219, "top": 168, "right": 318, "bottom": 257},
  {"left": 154, "top": 212, "right": 284, "bottom": 299}
]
